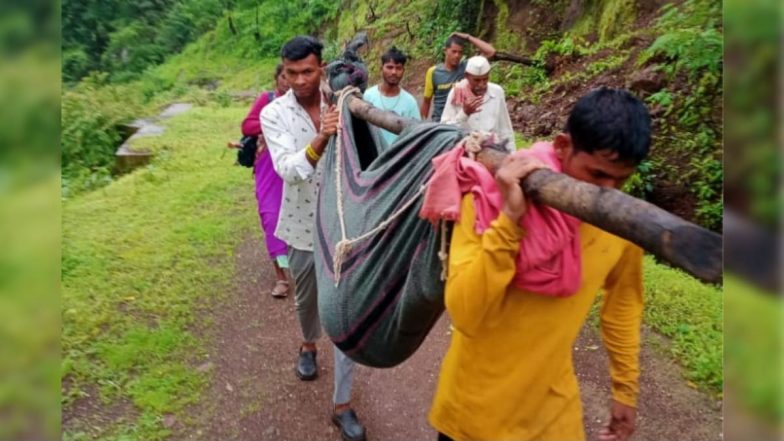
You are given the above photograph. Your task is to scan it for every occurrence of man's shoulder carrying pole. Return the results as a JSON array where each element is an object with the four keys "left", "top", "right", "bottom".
[{"left": 341, "top": 91, "right": 722, "bottom": 284}]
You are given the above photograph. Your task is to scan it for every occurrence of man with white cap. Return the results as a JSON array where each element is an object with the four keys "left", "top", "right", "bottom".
[
  {"left": 422, "top": 32, "right": 496, "bottom": 122},
  {"left": 440, "top": 55, "right": 516, "bottom": 152}
]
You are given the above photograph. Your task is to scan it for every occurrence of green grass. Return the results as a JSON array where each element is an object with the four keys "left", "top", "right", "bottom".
[
  {"left": 724, "top": 275, "right": 783, "bottom": 423},
  {"left": 62, "top": 104, "right": 260, "bottom": 440},
  {"left": 514, "top": 132, "right": 536, "bottom": 149},
  {"left": 642, "top": 256, "right": 722, "bottom": 393},
  {"left": 0, "top": 176, "right": 60, "bottom": 440},
  {"left": 587, "top": 256, "right": 723, "bottom": 395},
  {"left": 149, "top": 41, "right": 278, "bottom": 94}
]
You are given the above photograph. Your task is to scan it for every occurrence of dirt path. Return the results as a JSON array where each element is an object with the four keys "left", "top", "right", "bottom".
[{"left": 177, "top": 237, "right": 722, "bottom": 441}]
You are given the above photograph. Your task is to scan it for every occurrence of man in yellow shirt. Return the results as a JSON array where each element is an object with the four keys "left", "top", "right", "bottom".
[{"left": 429, "top": 87, "right": 652, "bottom": 441}]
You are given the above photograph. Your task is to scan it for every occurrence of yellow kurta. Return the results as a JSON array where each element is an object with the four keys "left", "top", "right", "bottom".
[{"left": 429, "top": 195, "right": 644, "bottom": 441}]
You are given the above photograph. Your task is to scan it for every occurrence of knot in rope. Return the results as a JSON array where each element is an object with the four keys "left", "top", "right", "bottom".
[
  {"left": 460, "top": 131, "right": 498, "bottom": 160},
  {"left": 330, "top": 86, "right": 427, "bottom": 287}
]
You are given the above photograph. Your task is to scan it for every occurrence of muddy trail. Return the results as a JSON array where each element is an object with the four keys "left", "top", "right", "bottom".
[{"left": 175, "top": 235, "right": 721, "bottom": 441}]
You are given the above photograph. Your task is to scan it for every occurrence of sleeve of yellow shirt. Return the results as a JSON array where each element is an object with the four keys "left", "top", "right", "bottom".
[
  {"left": 445, "top": 194, "right": 524, "bottom": 337},
  {"left": 600, "top": 243, "right": 644, "bottom": 407},
  {"left": 423, "top": 66, "right": 435, "bottom": 98}
]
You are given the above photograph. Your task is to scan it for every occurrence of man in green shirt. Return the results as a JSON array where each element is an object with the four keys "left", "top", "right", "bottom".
[{"left": 421, "top": 32, "right": 496, "bottom": 122}]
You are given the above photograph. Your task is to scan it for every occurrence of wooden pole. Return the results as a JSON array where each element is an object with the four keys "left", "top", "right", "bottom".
[
  {"left": 344, "top": 93, "right": 722, "bottom": 284},
  {"left": 489, "top": 51, "right": 536, "bottom": 67}
]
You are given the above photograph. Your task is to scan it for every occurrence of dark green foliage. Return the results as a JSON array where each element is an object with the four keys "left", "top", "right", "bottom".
[
  {"left": 638, "top": 0, "right": 722, "bottom": 230},
  {"left": 416, "top": 0, "right": 482, "bottom": 59},
  {"left": 100, "top": 22, "right": 166, "bottom": 82},
  {"left": 61, "top": 74, "right": 143, "bottom": 196},
  {"left": 639, "top": 0, "right": 722, "bottom": 81},
  {"left": 623, "top": 159, "right": 657, "bottom": 199},
  {"left": 61, "top": 0, "right": 344, "bottom": 196},
  {"left": 247, "top": 0, "right": 340, "bottom": 55},
  {"left": 62, "top": 0, "right": 224, "bottom": 83},
  {"left": 724, "top": 0, "right": 780, "bottom": 229}
]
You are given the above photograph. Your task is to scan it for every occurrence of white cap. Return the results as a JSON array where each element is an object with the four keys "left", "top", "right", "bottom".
[{"left": 465, "top": 56, "right": 491, "bottom": 76}]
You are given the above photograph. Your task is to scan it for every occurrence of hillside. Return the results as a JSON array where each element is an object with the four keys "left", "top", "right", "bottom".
[
  {"left": 63, "top": 0, "right": 721, "bottom": 229},
  {"left": 61, "top": 1, "right": 727, "bottom": 440},
  {"left": 334, "top": 0, "right": 721, "bottom": 229}
]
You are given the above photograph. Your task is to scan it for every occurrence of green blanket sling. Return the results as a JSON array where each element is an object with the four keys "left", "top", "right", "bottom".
[{"left": 315, "top": 96, "right": 464, "bottom": 368}]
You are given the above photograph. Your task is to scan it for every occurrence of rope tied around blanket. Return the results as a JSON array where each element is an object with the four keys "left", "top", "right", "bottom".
[
  {"left": 331, "top": 87, "right": 428, "bottom": 287},
  {"left": 461, "top": 130, "right": 489, "bottom": 159},
  {"left": 330, "top": 88, "right": 500, "bottom": 286},
  {"left": 438, "top": 220, "right": 448, "bottom": 281}
]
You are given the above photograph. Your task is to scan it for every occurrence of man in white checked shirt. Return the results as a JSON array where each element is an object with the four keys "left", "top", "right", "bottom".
[{"left": 262, "top": 35, "right": 367, "bottom": 441}]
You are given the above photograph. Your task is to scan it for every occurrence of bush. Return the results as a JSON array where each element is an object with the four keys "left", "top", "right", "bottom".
[
  {"left": 638, "top": 0, "right": 722, "bottom": 230},
  {"left": 62, "top": 47, "right": 92, "bottom": 84},
  {"left": 415, "top": 0, "right": 482, "bottom": 59},
  {"left": 61, "top": 74, "right": 143, "bottom": 195},
  {"left": 623, "top": 159, "right": 657, "bottom": 199},
  {"left": 101, "top": 23, "right": 166, "bottom": 82}
]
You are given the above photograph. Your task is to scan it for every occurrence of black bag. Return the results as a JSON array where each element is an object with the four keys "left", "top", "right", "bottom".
[
  {"left": 236, "top": 91, "right": 276, "bottom": 168},
  {"left": 236, "top": 135, "right": 258, "bottom": 168}
]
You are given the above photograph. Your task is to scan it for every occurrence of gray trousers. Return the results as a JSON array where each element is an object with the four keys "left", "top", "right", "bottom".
[{"left": 288, "top": 247, "right": 354, "bottom": 405}]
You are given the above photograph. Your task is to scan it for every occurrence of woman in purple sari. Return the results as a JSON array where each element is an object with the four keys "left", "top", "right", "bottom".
[{"left": 241, "top": 64, "right": 291, "bottom": 297}]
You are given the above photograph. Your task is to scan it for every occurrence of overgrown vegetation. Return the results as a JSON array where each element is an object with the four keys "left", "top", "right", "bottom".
[
  {"left": 61, "top": 74, "right": 144, "bottom": 196},
  {"left": 569, "top": 0, "right": 636, "bottom": 42},
  {"left": 62, "top": 106, "right": 259, "bottom": 441},
  {"left": 489, "top": 0, "right": 722, "bottom": 230},
  {"left": 62, "top": 0, "right": 223, "bottom": 83},
  {"left": 638, "top": 0, "right": 722, "bottom": 230},
  {"left": 62, "top": 0, "right": 339, "bottom": 197},
  {"left": 492, "top": 31, "right": 634, "bottom": 102},
  {"left": 413, "top": 0, "right": 483, "bottom": 59}
]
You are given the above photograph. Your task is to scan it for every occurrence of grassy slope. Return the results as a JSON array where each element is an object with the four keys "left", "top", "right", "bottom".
[
  {"left": 586, "top": 255, "right": 723, "bottom": 396},
  {"left": 62, "top": 104, "right": 264, "bottom": 441},
  {"left": 642, "top": 256, "right": 722, "bottom": 392}
]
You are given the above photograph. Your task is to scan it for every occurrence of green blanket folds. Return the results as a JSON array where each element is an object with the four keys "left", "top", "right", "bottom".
[{"left": 315, "top": 99, "right": 463, "bottom": 367}]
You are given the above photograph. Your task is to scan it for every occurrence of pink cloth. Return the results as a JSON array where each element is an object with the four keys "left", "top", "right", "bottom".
[
  {"left": 419, "top": 141, "right": 582, "bottom": 297},
  {"left": 243, "top": 90, "right": 288, "bottom": 259},
  {"left": 241, "top": 91, "right": 275, "bottom": 136},
  {"left": 450, "top": 79, "right": 477, "bottom": 106},
  {"left": 254, "top": 148, "right": 287, "bottom": 259}
]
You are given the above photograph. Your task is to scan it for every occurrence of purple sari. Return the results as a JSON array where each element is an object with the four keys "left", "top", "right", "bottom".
[
  {"left": 253, "top": 148, "right": 287, "bottom": 259},
  {"left": 243, "top": 90, "right": 287, "bottom": 260}
]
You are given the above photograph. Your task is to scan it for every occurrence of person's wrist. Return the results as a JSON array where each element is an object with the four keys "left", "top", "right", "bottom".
[
  {"left": 305, "top": 143, "right": 322, "bottom": 162},
  {"left": 502, "top": 206, "right": 524, "bottom": 224}
]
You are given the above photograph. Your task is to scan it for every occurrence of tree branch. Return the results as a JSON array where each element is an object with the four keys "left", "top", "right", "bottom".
[{"left": 489, "top": 51, "right": 535, "bottom": 66}]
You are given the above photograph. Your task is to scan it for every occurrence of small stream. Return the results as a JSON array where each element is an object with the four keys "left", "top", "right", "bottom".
[{"left": 115, "top": 103, "right": 193, "bottom": 174}]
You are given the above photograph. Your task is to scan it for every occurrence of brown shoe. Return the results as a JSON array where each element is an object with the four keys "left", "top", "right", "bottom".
[{"left": 271, "top": 280, "right": 290, "bottom": 298}]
